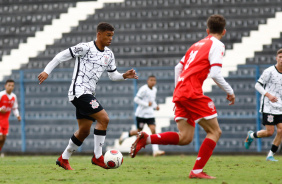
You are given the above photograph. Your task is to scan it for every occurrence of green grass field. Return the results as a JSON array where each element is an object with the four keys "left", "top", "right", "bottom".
[{"left": 0, "top": 155, "right": 281, "bottom": 184}]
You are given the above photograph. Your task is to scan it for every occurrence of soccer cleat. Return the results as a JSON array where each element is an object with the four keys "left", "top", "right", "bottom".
[
  {"left": 153, "top": 150, "right": 165, "bottom": 157},
  {"left": 130, "top": 132, "right": 149, "bottom": 158},
  {"left": 91, "top": 154, "right": 109, "bottom": 169},
  {"left": 244, "top": 130, "right": 254, "bottom": 149},
  {"left": 189, "top": 171, "right": 216, "bottom": 179},
  {"left": 56, "top": 155, "right": 74, "bottom": 170},
  {"left": 266, "top": 156, "right": 278, "bottom": 162}
]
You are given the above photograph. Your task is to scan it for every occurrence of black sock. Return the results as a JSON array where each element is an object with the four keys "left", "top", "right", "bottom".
[
  {"left": 271, "top": 144, "right": 278, "bottom": 153},
  {"left": 71, "top": 134, "right": 83, "bottom": 146},
  {"left": 253, "top": 132, "right": 259, "bottom": 138}
]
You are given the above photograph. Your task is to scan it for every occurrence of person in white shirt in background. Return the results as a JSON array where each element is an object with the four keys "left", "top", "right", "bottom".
[
  {"left": 245, "top": 48, "right": 282, "bottom": 162},
  {"left": 119, "top": 75, "right": 165, "bottom": 157}
]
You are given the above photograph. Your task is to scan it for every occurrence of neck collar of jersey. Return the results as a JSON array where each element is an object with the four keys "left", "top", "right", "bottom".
[
  {"left": 94, "top": 41, "right": 104, "bottom": 52},
  {"left": 274, "top": 65, "right": 282, "bottom": 74}
]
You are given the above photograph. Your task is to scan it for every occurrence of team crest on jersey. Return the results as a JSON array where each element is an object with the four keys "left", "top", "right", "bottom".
[
  {"left": 90, "top": 100, "right": 99, "bottom": 109},
  {"left": 267, "top": 115, "right": 274, "bottom": 123},
  {"left": 104, "top": 55, "right": 109, "bottom": 65},
  {"left": 208, "top": 101, "right": 215, "bottom": 112},
  {"left": 74, "top": 47, "right": 83, "bottom": 54}
]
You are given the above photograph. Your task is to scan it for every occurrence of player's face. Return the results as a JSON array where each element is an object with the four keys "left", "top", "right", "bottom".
[
  {"left": 5, "top": 82, "right": 15, "bottom": 94},
  {"left": 276, "top": 53, "right": 282, "bottom": 66},
  {"left": 147, "top": 77, "right": 157, "bottom": 88},
  {"left": 98, "top": 31, "right": 114, "bottom": 47}
]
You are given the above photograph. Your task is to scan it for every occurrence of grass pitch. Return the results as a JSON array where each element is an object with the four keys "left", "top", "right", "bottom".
[{"left": 0, "top": 155, "right": 281, "bottom": 184}]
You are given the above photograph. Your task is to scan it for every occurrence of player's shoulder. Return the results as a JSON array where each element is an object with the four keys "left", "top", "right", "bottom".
[
  {"left": 264, "top": 65, "right": 275, "bottom": 73},
  {"left": 104, "top": 46, "right": 114, "bottom": 55},
  {"left": 139, "top": 84, "right": 148, "bottom": 90},
  {"left": 0, "top": 90, "right": 5, "bottom": 98},
  {"left": 210, "top": 36, "right": 224, "bottom": 47}
]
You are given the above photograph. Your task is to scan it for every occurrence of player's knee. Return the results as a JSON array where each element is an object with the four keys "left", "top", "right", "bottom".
[
  {"left": 276, "top": 127, "right": 282, "bottom": 136},
  {"left": 178, "top": 135, "right": 193, "bottom": 145},
  {"left": 266, "top": 129, "right": 275, "bottom": 136}
]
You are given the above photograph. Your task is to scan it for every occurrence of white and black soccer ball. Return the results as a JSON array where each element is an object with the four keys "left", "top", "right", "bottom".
[{"left": 104, "top": 149, "right": 123, "bottom": 169}]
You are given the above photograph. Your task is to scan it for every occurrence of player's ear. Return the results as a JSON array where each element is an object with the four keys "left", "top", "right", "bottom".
[
  {"left": 206, "top": 28, "right": 210, "bottom": 35},
  {"left": 222, "top": 29, "right": 226, "bottom": 36}
]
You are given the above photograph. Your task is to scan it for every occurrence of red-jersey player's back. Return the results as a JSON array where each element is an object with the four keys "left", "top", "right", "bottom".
[
  {"left": 0, "top": 90, "right": 17, "bottom": 124},
  {"left": 173, "top": 35, "right": 225, "bottom": 101}
]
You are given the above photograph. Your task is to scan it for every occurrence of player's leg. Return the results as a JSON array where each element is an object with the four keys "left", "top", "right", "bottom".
[
  {"left": 130, "top": 119, "right": 194, "bottom": 158},
  {"left": 148, "top": 124, "right": 165, "bottom": 157},
  {"left": 89, "top": 109, "right": 110, "bottom": 169},
  {"left": 119, "top": 117, "right": 142, "bottom": 145},
  {"left": 245, "top": 113, "right": 275, "bottom": 149},
  {"left": 266, "top": 123, "right": 282, "bottom": 161},
  {"left": 130, "top": 101, "right": 194, "bottom": 158},
  {"left": 245, "top": 125, "right": 275, "bottom": 149},
  {"left": 0, "top": 134, "right": 7, "bottom": 152},
  {"left": 189, "top": 117, "right": 220, "bottom": 179},
  {"left": 57, "top": 118, "right": 91, "bottom": 170}
]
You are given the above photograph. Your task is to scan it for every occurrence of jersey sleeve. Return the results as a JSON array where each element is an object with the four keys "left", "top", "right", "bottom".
[
  {"left": 69, "top": 43, "right": 90, "bottom": 58},
  {"left": 12, "top": 94, "right": 20, "bottom": 117},
  {"left": 134, "top": 87, "right": 149, "bottom": 107},
  {"left": 257, "top": 68, "right": 271, "bottom": 85},
  {"left": 107, "top": 51, "right": 117, "bottom": 72},
  {"left": 208, "top": 40, "right": 225, "bottom": 67}
]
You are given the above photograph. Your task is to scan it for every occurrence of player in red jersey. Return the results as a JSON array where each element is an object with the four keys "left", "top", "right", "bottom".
[
  {"left": 0, "top": 79, "right": 21, "bottom": 154},
  {"left": 130, "top": 14, "right": 235, "bottom": 179}
]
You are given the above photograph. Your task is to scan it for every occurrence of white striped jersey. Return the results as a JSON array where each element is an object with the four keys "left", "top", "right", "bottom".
[
  {"left": 68, "top": 41, "right": 117, "bottom": 101},
  {"left": 258, "top": 65, "right": 282, "bottom": 114}
]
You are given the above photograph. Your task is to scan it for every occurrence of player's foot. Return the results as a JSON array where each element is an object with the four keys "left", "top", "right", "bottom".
[
  {"left": 244, "top": 130, "right": 254, "bottom": 149},
  {"left": 91, "top": 154, "right": 109, "bottom": 169},
  {"left": 119, "top": 132, "right": 127, "bottom": 145},
  {"left": 130, "top": 132, "right": 149, "bottom": 158},
  {"left": 0, "top": 153, "right": 4, "bottom": 158},
  {"left": 153, "top": 150, "right": 165, "bottom": 157},
  {"left": 189, "top": 171, "right": 216, "bottom": 179},
  {"left": 56, "top": 155, "right": 74, "bottom": 170},
  {"left": 266, "top": 156, "right": 278, "bottom": 162}
]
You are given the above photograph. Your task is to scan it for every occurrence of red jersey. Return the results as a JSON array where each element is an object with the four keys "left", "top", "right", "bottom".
[
  {"left": 0, "top": 90, "right": 19, "bottom": 124},
  {"left": 173, "top": 35, "right": 225, "bottom": 101}
]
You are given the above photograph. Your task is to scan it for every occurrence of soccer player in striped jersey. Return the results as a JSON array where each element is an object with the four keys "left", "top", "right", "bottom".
[
  {"left": 130, "top": 14, "right": 235, "bottom": 179},
  {"left": 245, "top": 48, "right": 282, "bottom": 162},
  {"left": 38, "top": 22, "right": 138, "bottom": 170},
  {"left": 119, "top": 75, "right": 165, "bottom": 157},
  {"left": 0, "top": 79, "right": 21, "bottom": 156}
]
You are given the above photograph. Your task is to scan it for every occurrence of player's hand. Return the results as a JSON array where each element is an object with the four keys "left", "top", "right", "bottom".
[
  {"left": 123, "top": 69, "right": 138, "bottom": 79},
  {"left": 156, "top": 106, "right": 160, "bottom": 111},
  {"left": 265, "top": 92, "right": 278, "bottom": 103},
  {"left": 38, "top": 72, "right": 49, "bottom": 84},
  {"left": 227, "top": 94, "right": 235, "bottom": 105},
  {"left": 148, "top": 101, "right": 152, "bottom": 106},
  {"left": 0, "top": 108, "right": 6, "bottom": 113},
  {"left": 17, "top": 116, "right": 21, "bottom": 122}
]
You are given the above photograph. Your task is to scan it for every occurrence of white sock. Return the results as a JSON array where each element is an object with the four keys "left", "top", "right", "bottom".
[
  {"left": 267, "top": 150, "right": 274, "bottom": 157},
  {"left": 94, "top": 129, "right": 106, "bottom": 159},
  {"left": 192, "top": 169, "right": 203, "bottom": 174},
  {"left": 62, "top": 139, "right": 79, "bottom": 160},
  {"left": 152, "top": 144, "right": 159, "bottom": 152},
  {"left": 250, "top": 132, "right": 255, "bottom": 139}
]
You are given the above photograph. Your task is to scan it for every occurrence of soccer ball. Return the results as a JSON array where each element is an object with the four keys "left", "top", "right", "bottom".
[{"left": 104, "top": 149, "right": 123, "bottom": 169}]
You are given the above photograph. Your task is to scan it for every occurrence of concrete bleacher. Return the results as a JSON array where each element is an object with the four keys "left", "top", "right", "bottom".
[{"left": 1, "top": 0, "right": 282, "bottom": 154}]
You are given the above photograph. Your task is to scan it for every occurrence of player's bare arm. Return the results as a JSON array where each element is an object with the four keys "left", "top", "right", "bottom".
[
  {"left": 122, "top": 69, "right": 138, "bottom": 79},
  {"left": 38, "top": 72, "right": 49, "bottom": 84},
  {"left": 265, "top": 92, "right": 278, "bottom": 103}
]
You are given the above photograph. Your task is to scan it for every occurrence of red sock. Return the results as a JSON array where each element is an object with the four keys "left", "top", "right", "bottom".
[
  {"left": 150, "top": 132, "right": 179, "bottom": 145},
  {"left": 192, "top": 138, "right": 216, "bottom": 170}
]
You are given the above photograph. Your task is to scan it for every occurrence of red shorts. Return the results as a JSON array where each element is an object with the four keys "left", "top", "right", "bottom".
[
  {"left": 174, "top": 96, "right": 217, "bottom": 127},
  {"left": 0, "top": 124, "right": 9, "bottom": 135}
]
